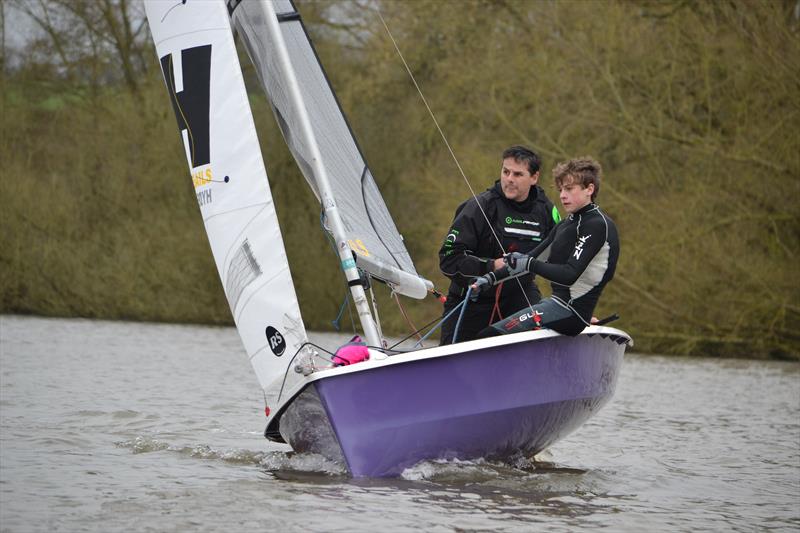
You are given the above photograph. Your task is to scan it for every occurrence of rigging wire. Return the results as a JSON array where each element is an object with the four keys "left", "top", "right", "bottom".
[
  {"left": 375, "top": 7, "right": 535, "bottom": 315},
  {"left": 276, "top": 341, "right": 337, "bottom": 403},
  {"left": 393, "top": 292, "right": 423, "bottom": 343},
  {"left": 375, "top": 7, "right": 503, "bottom": 253},
  {"left": 414, "top": 298, "right": 467, "bottom": 348},
  {"left": 387, "top": 314, "right": 446, "bottom": 350}
]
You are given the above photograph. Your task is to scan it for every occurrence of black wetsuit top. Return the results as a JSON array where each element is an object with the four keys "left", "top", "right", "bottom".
[
  {"left": 438, "top": 181, "right": 559, "bottom": 343},
  {"left": 494, "top": 203, "right": 619, "bottom": 335}
]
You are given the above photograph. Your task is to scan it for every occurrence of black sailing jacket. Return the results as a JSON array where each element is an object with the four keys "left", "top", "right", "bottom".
[{"left": 439, "top": 181, "right": 560, "bottom": 307}]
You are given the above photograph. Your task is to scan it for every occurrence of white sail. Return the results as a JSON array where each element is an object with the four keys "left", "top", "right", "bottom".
[
  {"left": 228, "top": 0, "right": 433, "bottom": 299},
  {"left": 144, "top": 0, "right": 307, "bottom": 409}
]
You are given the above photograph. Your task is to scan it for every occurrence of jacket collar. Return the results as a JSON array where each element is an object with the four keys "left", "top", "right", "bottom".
[{"left": 491, "top": 180, "right": 537, "bottom": 210}]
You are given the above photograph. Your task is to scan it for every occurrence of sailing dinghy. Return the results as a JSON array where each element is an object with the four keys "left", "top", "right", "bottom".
[{"left": 144, "top": 0, "right": 632, "bottom": 477}]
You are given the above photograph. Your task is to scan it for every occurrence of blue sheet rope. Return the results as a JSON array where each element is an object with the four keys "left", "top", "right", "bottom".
[
  {"left": 414, "top": 287, "right": 472, "bottom": 348},
  {"left": 452, "top": 286, "right": 472, "bottom": 343}
]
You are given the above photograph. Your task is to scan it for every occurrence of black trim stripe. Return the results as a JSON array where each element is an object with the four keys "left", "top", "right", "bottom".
[
  {"left": 226, "top": 0, "right": 242, "bottom": 17},
  {"left": 277, "top": 11, "right": 301, "bottom": 22}
]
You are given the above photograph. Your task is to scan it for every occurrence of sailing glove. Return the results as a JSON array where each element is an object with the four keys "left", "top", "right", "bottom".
[
  {"left": 469, "top": 274, "right": 494, "bottom": 300},
  {"left": 505, "top": 252, "right": 532, "bottom": 277}
]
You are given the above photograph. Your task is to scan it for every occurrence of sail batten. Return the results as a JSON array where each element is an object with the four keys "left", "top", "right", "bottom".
[{"left": 230, "top": 0, "right": 433, "bottom": 299}]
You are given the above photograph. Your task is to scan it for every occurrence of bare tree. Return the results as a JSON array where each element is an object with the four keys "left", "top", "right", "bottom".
[{"left": 8, "top": 0, "right": 150, "bottom": 92}]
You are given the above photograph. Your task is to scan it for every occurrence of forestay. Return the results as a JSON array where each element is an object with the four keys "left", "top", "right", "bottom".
[
  {"left": 228, "top": 0, "right": 433, "bottom": 299},
  {"left": 144, "top": 0, "right": 307, "bottom": 407}
]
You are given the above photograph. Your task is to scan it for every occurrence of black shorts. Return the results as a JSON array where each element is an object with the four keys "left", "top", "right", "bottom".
[{"left": 478, "top": 297, "right": 587, "bottom": 338}]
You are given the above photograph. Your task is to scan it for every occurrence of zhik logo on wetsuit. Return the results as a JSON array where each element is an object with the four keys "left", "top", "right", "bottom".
[{"left": 573, "top": 234, "right": 591, "bottom": 260}]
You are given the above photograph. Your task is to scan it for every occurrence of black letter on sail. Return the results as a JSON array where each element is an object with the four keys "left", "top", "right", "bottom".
[
  {"left": 159, "top": 45, "right": 211, "bottom": 168},
  {"left": 265, "top": 326, "right": 286, "bottom": 357}
]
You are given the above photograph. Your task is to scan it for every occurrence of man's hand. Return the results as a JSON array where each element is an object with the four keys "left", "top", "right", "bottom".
[
  {"left": 504, "top": 252, "right": 531, "bottom": 277},
  {"left": 469, "top": 274, "right": 493, "bottom": 300}
]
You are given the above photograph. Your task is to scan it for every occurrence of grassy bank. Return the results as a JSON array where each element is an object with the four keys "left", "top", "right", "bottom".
[{"left": 1, "top": 0, "right": 798, "bottom": 359}]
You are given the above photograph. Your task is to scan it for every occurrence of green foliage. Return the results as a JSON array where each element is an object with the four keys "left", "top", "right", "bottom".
[
  {"left": 323, "top": 0, "right": 800, "bottom": 359},
  {"left": 1, "top": 0, "right": 798, "bottom": 358},
  {"left": 0, "top": 76, "right": 230, "bottom": 323}
]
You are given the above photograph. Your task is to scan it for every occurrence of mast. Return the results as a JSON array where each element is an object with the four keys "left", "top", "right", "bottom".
[{"left": 260, "top": 0, "right": 383, "bottom": 349}]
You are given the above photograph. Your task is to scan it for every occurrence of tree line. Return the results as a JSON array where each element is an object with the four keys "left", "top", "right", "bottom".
[{"left": 1, "top": 0, "right": 798, "bottom": 359}]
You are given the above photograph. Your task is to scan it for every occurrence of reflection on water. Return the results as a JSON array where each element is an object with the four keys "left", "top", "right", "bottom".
[{"left": 1, "top": 315, "right": 798, "bottom": 532}]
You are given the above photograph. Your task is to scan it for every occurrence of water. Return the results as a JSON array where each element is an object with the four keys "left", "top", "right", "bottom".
[{"left": 1, "top": 315, "right": 798, "bottom": 532}]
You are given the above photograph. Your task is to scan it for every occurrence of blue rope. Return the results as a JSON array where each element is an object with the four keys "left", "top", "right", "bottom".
[
  {"left": 321, "top": 210, "right": 356, "bottom": 334},
  {"left": 452, "top": 286, "right": 472, "bottom": 344},
  {"left": 331, "top": 291, "right": 350, "bottom": 331},
  {"left": 320, "top": 210, "right": 339, "bottom": 256},
  {"left": 414, "top": 296, "right": 468, "bottom": 348}
]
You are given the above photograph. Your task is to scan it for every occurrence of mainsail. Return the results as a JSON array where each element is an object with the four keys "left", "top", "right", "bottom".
[
  {"left": 228, "top": 0, "right": 433, "bottom": 299},
  {"left": 144, "top": 0, "right": 307, "bottom": 407}
]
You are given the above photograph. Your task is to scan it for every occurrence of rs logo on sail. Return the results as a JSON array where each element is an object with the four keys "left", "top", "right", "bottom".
[{"left": 265, "top": 326, "right": 286, "bottom": 357}]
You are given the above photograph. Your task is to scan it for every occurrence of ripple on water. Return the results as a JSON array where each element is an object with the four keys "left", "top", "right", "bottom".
[
  {"left": 115, "top": 436, "right": 347, "bottom": 475},
  {"left": 399, "top": 450, "right": 587, "bottom": 482},
  {"left": 111, "top": 410, "right": 141, "bottom": 419},
  {"left": 70, "top": 410, "right": 108, "bottom": 417},
  {"left": 259, "top": 451, "right": 348, "bottom": 476},
  {"left": 3, "top": 317, "right": 798, "bottom": 532},
  {"left": 116, "top": 435, "right": 170, "bottom": 454}
]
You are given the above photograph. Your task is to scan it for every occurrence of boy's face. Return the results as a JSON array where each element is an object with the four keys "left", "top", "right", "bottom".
[{"left": 558, "top": 176, "right": 594, "bottom": 214}]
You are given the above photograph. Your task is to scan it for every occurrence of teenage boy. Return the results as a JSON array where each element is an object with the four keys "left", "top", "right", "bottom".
[{"left": 472, "top": 156, "right": 619, "bottom": 337}]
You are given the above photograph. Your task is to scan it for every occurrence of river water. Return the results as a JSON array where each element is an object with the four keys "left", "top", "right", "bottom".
[{"left": 0, "top": 315, "right": 798, "bottom": 532}]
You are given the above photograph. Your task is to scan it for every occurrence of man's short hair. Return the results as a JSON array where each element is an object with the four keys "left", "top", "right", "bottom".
[
  {"left": 552, "top": 157, "right": 602, "bottom": 202},
  {"left": 502, "top": 145, "right": 541, "bottom": 175}
]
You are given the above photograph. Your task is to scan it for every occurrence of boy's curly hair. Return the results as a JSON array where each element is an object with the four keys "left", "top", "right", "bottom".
[{"left": 552, "top": 157, "right": 602, "bottom": 202}]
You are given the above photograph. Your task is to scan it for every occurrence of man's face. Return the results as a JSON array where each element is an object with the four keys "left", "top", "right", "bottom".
[
  {"left": 558, "top": 176, "right": 594, "bottom": 214},
  {"left": 500, "top": 158, "right": 538, "bottom": 202}
]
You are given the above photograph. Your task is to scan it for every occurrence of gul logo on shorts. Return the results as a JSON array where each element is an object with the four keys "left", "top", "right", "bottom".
[
  {"left": 265, "top": 326, "right": 286, "bottom": 356},
  {"left": 504, "top": 311, "right": 529, "bottom": 330},
  {"left": 504, "top": 310, "right": 543, "bottom": 331}
]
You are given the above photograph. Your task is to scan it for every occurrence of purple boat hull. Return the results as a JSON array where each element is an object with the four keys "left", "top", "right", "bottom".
[{"left": 275, "top": 328, "right": 629, "bottom": 477}]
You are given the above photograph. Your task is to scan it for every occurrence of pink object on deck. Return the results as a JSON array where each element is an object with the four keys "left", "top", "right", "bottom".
[{"left": 333, "top": 336, "right": 370, "bottom": 366}]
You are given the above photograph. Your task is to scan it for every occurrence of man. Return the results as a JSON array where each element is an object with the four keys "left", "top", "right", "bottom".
[
  {"left": 472, "top": 156, "right": 619, "bottom": 337},
  {"left": 438, "top": 145, "right": 560, "bottom": 344}
]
